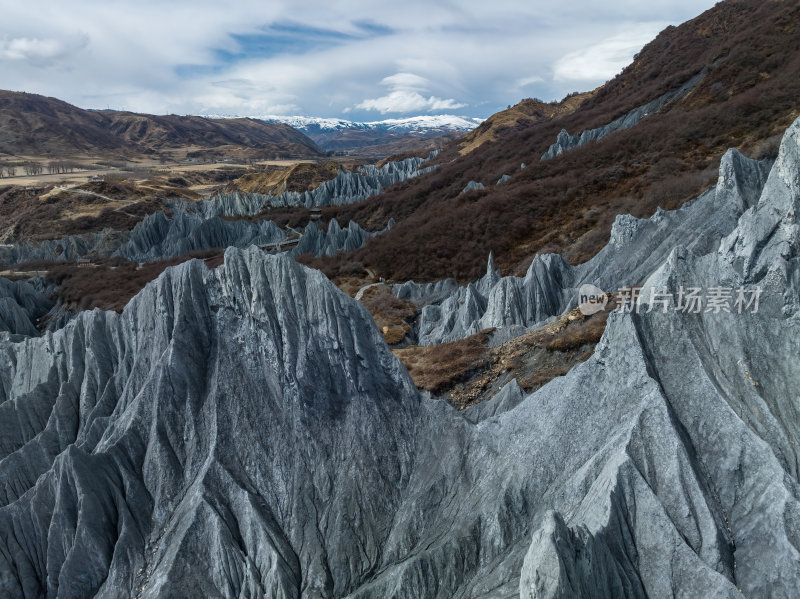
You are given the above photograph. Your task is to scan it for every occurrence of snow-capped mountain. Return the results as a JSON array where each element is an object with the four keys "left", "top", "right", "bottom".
[
  {"left": 198, "top": 114, "right": 483, "bottom": 133},
  {"left": 197, "top": 113, "right": 482, "bottom": 156},
  {"left": 256, "top": 114, "right": 484, "bottom": 133},
  {"left": 210, "top": 114, "right": 485, "bottom": 156},
  {"left": 253, "top": 114, "right": 484, "bottom": 133}
]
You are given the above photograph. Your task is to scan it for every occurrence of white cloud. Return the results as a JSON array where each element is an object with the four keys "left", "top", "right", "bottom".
[
  {"left": 380, "top": 72, "right": 430, "bottom": 91},
  {"left": 516, "top": 75, "right": 545, "bottom": 87},
  {"left": 357, "top": 91, "right": 466, "bottom": 114},
  {"left": 356, "top": 70, "right": 466, "bottom": 113},
  {"left": 553, "top": 23, "right": 666, "bottom": 81},
  {"left": 0, "top": 35, "right": 86, "bottom": 65},
  {"left": 0, "top": 1, "right": 718, "bottom": 118}
]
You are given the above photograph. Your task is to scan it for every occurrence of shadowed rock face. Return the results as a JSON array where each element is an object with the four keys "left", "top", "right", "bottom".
[
  {"left": 0, "top": 249, "right": 422, "bottom": 598},
  {"left": 1, "top": 121, "right": 800, "bottom": 598},
  {"left": 0, "top": 211, "right": 388, "bottom": 267},
  {"left": 0, "top": 229, "right": 130, "bottom": 266},
  {"left": 115, "top": 210, "right": 287, "bottom": 262},
  {"left": 287, "top": 218, "right": 393, "bottom": 258},
  {"left": 0, "top": 279, "right": 53, "bottom": 336}
]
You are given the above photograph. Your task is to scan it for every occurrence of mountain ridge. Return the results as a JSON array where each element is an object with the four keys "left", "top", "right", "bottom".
[
  {"left": 0, "top": 90, "right": 323, "bottom": 159},
  {"left": 230, "top": 114, "right": 484, "bottom": 133},
  {"left": 251, "top": 114, "right": 483, "bottom": 156}
]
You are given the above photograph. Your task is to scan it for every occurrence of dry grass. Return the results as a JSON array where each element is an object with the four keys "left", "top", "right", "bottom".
[
  {"left": 224, "top": 160, "right": 347, "bottom": 195},
  {"left": 393, "top": 329, "right": 493, "bottom": 393},
  {"left": 395, "top": 306, "right": 612, "bottom": 408},
  {"left": 359, "top": 285, "right": 417, "bottom": 344},
  {"left": 0, "top": 179, "right": 200, "bottom": 244},
  {"left": 458, "top": 92, "right": 594, "bottom": 155},
  {"left": 545, "top": 316, "right": 607, "bottom": 351}
]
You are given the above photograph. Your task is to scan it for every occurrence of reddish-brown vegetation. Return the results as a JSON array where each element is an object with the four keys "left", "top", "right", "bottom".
[
  {"left": 16, "top": 250, "right": 225, "bottom": 312},
  {"left": 0, "top": 179, "right": 196, "bottom": 243},
  {"left": 393, "top": 329, "right": 493, "bottom": 394}
]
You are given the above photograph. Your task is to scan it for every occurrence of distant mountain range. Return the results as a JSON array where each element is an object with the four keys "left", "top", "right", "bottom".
[
  {"left": 0, "top": 91, "right": 323, "bottom": 161},
  {"left": 257, "top": 114, "right": 484, "bottom": 133},
  {"left": 203, "top": 113, "right": 484, "bottom": 156},
  {"left": 0, "top": 89, "right": 481, "bottom": 163}
]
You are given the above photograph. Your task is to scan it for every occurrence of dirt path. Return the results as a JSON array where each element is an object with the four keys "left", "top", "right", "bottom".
[{"left": 56, "top": 186, "right": 138, "bottom": 205}]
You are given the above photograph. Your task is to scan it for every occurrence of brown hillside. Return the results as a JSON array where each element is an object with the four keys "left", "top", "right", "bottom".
[
  {"left": 225, "top": 161, "right": 351, "bottom": 195},
  {"left": 0, "top": 178, "right": 198, "bottom": 243},
  {"left": 0, "top": 91, "right": 323, "bottom": 159},
  {"left": 457, "top": 92, "right": 594, "bottom": 155}
]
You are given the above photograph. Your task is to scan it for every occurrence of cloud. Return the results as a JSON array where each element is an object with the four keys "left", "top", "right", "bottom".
[
  {"left": 356, "top": 70, "right": 466, "bottom": 114},
  {"left": 0, "top": 35, "right": 86, "bottom": 65},
  {"left": 553, "top": 23, "right": 666, "bottom": 81},
  {"left": 0, "top": 1, "right": 718, "bottom": 118},
  {"left": 357, "top": 91, "right": 466, "bottom": 114},
  {"left": 516, "top": 75, "right": 545, "bottom": 87},
  {"left": 379, "top": 72, "right": 429, "bottom": 91}
]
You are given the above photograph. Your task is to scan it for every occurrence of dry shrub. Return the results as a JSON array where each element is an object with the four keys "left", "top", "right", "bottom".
[
  {"left": 394, "top": 329, "right": 493, "bottom": 393},
  {"left": 546, "top": 317, "right": 607, "bottom": 352},
  {"left": 360, "top": 286, "right": 416, "bottom": 344},
  {"left": 43, "top": 250, "right": 225, "bottom": 312}
]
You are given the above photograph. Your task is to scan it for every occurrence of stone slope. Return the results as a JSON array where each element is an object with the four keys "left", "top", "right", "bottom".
[
  {"left": 0, "top": 249, "right": 421, "bottom": 598},
  {"left": 115, "top": 210, "right": 287, "bottom": 262},
  {"left": 0, "top": 279, "right": 53, "bottom": 337},
  {"left": 287, "top": 218, "right": 393, "bottom": 258}
]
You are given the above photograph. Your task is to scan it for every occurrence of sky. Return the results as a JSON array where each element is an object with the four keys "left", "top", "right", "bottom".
[{"left": 0, "top": 0, "right": 719, "bottom": 121}]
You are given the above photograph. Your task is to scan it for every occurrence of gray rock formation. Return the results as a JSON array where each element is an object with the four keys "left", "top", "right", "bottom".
[
  {"left": 407, "top": 144, "right": 773, "bottom": 345},
  {"left": 541, "top": 71, "right": 705, "bottom": 160},
  {"left": 461, "top": 180, "right": 485, "bottom": 194},
  {"left": 394, "top": 277, "right": 459, "bottom": 304},
  {"left": 287, "top": 218, "right": 393, "bottom": 258},
  {"left": 0, "top": 278, "right": 53, "bottom": 336},
  {"left": 2, "top": 121, "right": 800, "bottom": 599},
  {"left": 411, "top": 252, "right": 569, "bottom": 345},
  {"left": 0, "top": 154, "right": 436, "bottom": 268},
  {"left": 114, "top": 210, "right": 287, "bottom": 262},
  {"left": 1, "top": 210, "right": 388, "bottom": 267},
  {"left": 0, "top": 229, "right": 129, "bottom": 266},
  {"left": 185, "top": 154, "right": 434, "bottom": 218},
  {"left": 178, "top": 191, "right": 271, "bottom": 219},
  {"left": 0, "top": 249, "right": 421, "bottom": 598},
  {"left": 497, "top": 174, "right": 511, "bottom": 185},
  {"left": 462, "top": 378, "right": 525, "bottom": 423}
]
